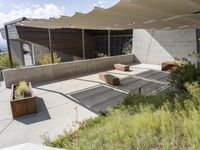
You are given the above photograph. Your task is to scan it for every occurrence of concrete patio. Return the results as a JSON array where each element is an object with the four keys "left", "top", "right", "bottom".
[{"left": 0, "top": 64, "right": 169, "bottom": 148}]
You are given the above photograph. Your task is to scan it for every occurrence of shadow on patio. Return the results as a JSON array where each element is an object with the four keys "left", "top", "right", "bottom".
[
  {"left": 16, "top": 97, "right": 51, "bottom": 125},
  {"left": 68, "top": 85, "right": 127, "bottom": 113}
]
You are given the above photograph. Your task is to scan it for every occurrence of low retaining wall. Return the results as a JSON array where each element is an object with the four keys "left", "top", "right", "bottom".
[{"left": 3, "top": 55, "right": 135, "bottom": 88}]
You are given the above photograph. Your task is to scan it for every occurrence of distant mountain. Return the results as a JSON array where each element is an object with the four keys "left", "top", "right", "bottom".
[
  {"left": 0, "top": 39, "right": 6, "bottom": 50},
  {"left": 0, "top": 34, "right": 6, "bottom": 49}
]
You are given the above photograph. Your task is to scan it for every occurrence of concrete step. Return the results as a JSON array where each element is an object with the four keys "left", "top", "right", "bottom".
[
  {"left": 140, "top": 82, "right": 164, "bottom": 95},
  {"left": 92, "top": 93, "right": 127, "bottom": 112},
  {"left": 145, "top": 72, "right": 169, "bottom": 82},
  {"left": 120, "top": 79, "right": 150, "bottom": 90},
  {"left": 131, "top": 82, "right": 165, "bottom": 95},
  {"left": 120, "top": 77, "right": 140, "bottom": 85},
  {"left": 71, "top": 85, "right": 111, "bottom": 100},
  {"left": 78, "top": 89, "right": 124, "bottom": 107},
  {"left": 135, "top": 70, "right": 158, "bottom": 78},
  {"left": 159, "top": 76, "right": 169, "bottom": 83}
]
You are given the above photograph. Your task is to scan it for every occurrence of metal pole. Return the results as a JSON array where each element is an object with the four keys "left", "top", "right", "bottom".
[
  {"left": 48, "top": 28, "right": 54, "bottom": 64},
  {"left": 4, "top": 25, "right": 13, "bottom": 68},
  {"left": 139, "top": 86, "right": 142, "bottom": 94},
  {"left": 82, "top": 29, "right": 86, "bottom": 59},
  {"left": 31, "top": 43, "right": 36, "bottom": 65},
  {"left": 108, "top": 30, "right": 111, "bottom": 56},
  {"left": 20, "top": 42, "right": 25, "bottom": 65},
  {"left": 196, "top": 29, "right": 200, "bottom": 69},
  {"left": 132, "top": 28, "right": 134, "bottom": 55},
  {"left": 3, "top": 17, "right": 27, "bottom": 68}
]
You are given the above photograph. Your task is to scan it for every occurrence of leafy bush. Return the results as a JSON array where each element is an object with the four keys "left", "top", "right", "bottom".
[
  {"left": 0, "top": 53, "right": 19, "bottom": 68},
  {"left": 122, "top": 45, "right": 132, "bottom": 55},
  {"left": 38, "top": 53, "right": 61, "bottom": 65},
  {"left": 163, "top": 59, "right": 185, "bottom": 66},
  {"left": 15, "top": 81, "right": 31, "bottom": 100},
  {"left": 44, "top": 82, "right": 200, "bottom": 150},
  {"left": 97, "top": 53, "right": 107, "bottom": 58},
  {"left": 170, "top": 54, "right": 200, "bottom": 90}
]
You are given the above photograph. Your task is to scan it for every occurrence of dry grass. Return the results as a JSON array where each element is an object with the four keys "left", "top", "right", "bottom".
[
  {"left": 44, "top": 83, "right": 200, "bottom": 150},
  {"left": 15, "top": 81, "right": 31, "bottom": 100}
]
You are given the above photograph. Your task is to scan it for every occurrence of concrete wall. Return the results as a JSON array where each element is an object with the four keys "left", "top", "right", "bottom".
[
  {"left": 3, "top": 54, "right": 135, "bottom": 88},
  {"left": 133, "top": 29, "right": 197, "bottom": 65},
  {"left": 32, "top": 43, "right": 49, "bottom": 64},
  {"left": 10, "top": 40, "right": 24, "bottom": 65},
  {"left": 56, "top": 51, "right": 73, "bottom": 62}
]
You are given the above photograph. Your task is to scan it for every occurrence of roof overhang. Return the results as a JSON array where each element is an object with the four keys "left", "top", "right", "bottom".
[{"left": 18, "top": 0, "right": 200, "bottom": 30}]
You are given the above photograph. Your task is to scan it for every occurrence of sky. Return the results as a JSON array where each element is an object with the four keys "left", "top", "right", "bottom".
[{"left": 0, "top": 0, "right": 119, "bottom": 49}]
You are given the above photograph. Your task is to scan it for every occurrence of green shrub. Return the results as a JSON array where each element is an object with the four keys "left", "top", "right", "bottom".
[
  {"left": 164, "top": 59, "right": 185, "bottom": 66},
  {"left": 169, "top": 54, "right": 200, "bottom": 90},
  {"left": 44, "top": 82, "right": 200, "bottom": 150},
  {"left": 15, "top": 81, "right": 31, "bottom": 100},
  {"left": 97, "top": 53, "right": 107, "bottom": 58},
  {"left": 38, "top": 53, "right": 61, "bottom": 65},
  {"left": 122, "top": 45, "right": 132, "bottom": 55},
  {"left": 0, "top": 53, "right": 19, "bottom": 68}
]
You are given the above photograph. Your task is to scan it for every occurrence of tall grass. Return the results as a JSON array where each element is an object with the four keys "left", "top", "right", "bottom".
[
  {"left": 38, "top": 52, "right": 61, "bottom": 65},
  {"left": 15, "top": 81, "right": 31, "bottom": 100},
  {"left": 44, "top": 82, "right": 200, "bottom": 150},
  {"left": 0, "top": 53, "right": 19, "bottom": 68}
]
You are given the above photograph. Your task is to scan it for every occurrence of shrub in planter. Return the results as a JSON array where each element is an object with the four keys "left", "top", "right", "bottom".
[
  {"left": 10, "top": 81, "right": 36, "bottom": 118},
  {"left": 14, "top": 81, "right": 31, "bottom": 100}
]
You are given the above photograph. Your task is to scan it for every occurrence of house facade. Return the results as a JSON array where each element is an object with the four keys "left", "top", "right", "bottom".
[
  {"left": 1, "top": 0, "right": 200, "bottom": 66},
  {"left": 0, "top": 26, "right": 132, "bottom": 66},
  {"left": 1, "top": 26, "right": 199, "bottom": 66}
]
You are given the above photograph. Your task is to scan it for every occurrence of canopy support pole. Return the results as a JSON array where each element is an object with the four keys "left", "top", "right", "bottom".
[
  {"left": 4, "top": 25, "right": 13, "bottom": 68},
  {"left": 132, "top": 28, "right": 134, "bottom": 55},
  {"left": 48, "top": 28, "right": 54, "bottom": 64},
  {"left": 31, "top": 43, "right": 36, "bottom": 65},
  {"left": 108, "top": 30, "right": 111, "bottom": 56},
  {"left": 82, "top": 29, "right": 86, "bottom": 59},
  {"left": 196, "top": 29, "right": 200, "bottom": 69},
  {"left": 19, "top": 42, "right": 25, "bottom": 65},
  {"left": 4, "top": 17, "right": 27, "bottom": 68}
]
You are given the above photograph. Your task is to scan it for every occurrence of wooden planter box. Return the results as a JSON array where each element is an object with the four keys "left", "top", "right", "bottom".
[
  {"left": 10, "top": 82, "right": 37, "bottom": 118},
  {"left": 161, "top": 62, "right": 178, "bottom": 73}
]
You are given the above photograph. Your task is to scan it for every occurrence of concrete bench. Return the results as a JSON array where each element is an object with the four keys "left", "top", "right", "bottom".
[
  {"left": 114, "top": 64, "right": 129, "bottom": 71},
  {"left": 99, "top": 73, "right": 120, "bottom": 86}
]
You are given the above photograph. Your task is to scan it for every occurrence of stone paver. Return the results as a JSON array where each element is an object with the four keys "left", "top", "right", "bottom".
[{"left": 0, "top": 64, "right": 169, "bottom": 148}]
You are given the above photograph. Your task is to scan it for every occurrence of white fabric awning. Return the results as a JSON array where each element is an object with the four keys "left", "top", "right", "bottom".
[{"left": 20, "top": 0, "right": 200, "bottom": 30}]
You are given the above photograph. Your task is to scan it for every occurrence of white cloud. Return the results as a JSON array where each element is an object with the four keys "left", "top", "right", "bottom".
[
  {"left": 0, "top": 4, "right": 65, "bottom": 27},
  {"left": 97, "top": 0, "right": 106, "bottom": 7},
  {"left": 0, "top": 3, "right": 2, "bottom": 7},
  {"left": 91, "top": 0, "right": 106, "bottom": 8}
]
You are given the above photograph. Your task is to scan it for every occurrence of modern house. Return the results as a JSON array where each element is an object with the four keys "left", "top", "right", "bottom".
[
  {"left": 1, "top": 1, "right": 200, "bottom": 147},
  {"left": 0, "top": 26, "right": 132, "bottom": 65},
  {"left": 0, "top": 0, "right": 200, "bottom": 66}
]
